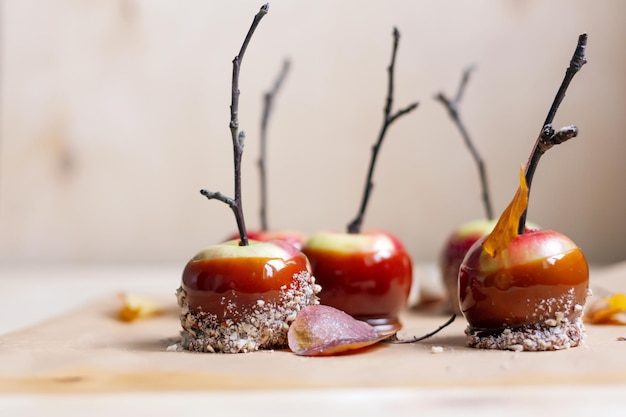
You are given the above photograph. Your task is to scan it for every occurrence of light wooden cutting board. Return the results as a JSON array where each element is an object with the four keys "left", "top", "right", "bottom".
[{"left": 1, "top": 264, "right": 625, "bottom": 393}]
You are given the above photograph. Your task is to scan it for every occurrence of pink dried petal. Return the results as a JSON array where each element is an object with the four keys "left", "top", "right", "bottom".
[{"left": 288, "top": 305, "right": 387, "bottom": 356}]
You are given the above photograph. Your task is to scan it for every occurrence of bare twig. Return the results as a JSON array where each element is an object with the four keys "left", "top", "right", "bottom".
[
  {"left": 201, "top": 3, "right": 270, "bottom": 246},
  {"left": 518, "top": 33, "right": 587, "bottom": 234},
  {"left": 347, "top": 27, "right": 420, "bottom": 234},
  {"left": 386, "top": 314, "right": 457, "bottom": 344},
  {"left": 258, "top": 59, "right": 291, "bottom": 231},
  {"left": 435, "top": 66, "right": 493, "bottom": 220}
]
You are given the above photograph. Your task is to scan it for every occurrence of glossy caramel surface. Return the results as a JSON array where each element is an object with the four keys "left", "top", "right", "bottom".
[
  {"left": 303, "top": 247, "right": 412, "bottom": 322},
  {"left": 182, "top": 252, "right": 310, "bottom": 321}
]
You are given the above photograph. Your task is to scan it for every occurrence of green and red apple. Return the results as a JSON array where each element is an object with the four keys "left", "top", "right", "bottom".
[
  {"left": 439, "top": 219, "right": 497, "bottom": 312},
  {"left": 299, "top": 27, "right": 418, "bottom": 334},
  {"left": 439, "top": 218, "right": 538, "bottom": 313},
  {"left": 176, "top": 5, "right": 320, "bottom": 353},
  {"left": 459, "top": 229, "right": 588, "bottom": 330},
  {"left": 458, "top": 31, "right": 589, "bottom": 351},
  {"left": 178, "top": 239, "right": 319, "bottom": 352}
]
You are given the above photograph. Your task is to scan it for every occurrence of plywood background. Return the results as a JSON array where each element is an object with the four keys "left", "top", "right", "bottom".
[{"left": 1, "top": 0, "right": 625, "bottom": 265}]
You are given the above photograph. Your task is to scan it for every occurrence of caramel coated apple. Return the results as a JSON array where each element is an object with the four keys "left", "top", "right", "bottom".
[
  {"left": 439, "top": 219, "right": 497, "bottom": 313},
  {"left": 459, "top": 229, "right": 589, "bottom": 350},
  {"left": 440, "top": 219, "right": 538, "bottom": 313},
  {"left": 177, "top": 240, "right": 320, "bottom": 353},
  {"left": 302, "top": 230, "right": 412, "bottom": 333}
]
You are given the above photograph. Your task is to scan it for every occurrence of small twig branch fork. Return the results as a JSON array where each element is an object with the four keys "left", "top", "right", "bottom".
[
  {"left": 347, "top": 27, "right": 419, "bottom": 234},
  {"left": 201, "top": 3, "right": 270, "bottom": 246}
]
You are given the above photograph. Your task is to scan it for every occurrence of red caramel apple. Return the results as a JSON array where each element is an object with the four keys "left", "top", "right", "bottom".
[
  {"left": 439, "top": 219, "right": 497, "bottom": 312},
  {"left": 303, "top": 230, "right": 412, "bottom": 333},
  {"left": 458, "top": 33, "right": 589, "bottom": 351},
  {"left": 226, "top": 229, "right": 307, "bottom": 250},
  {"left": 178, "top": 239, "right": 319, "bottom": 353},
  {"left": 459, "top": 230, "right": 589, "bottom": 350},
  {"left": 175, "top": 5, "right": 319, "bottom": 353},
  {"left": 302, "top": 28, "right": 418, "bottom": 333},
  {"left": 439, "top": 218, "right": 538, "bottom": 313},
  {"left": 434, "top": 67, "right": 497, "bottom": 313}
]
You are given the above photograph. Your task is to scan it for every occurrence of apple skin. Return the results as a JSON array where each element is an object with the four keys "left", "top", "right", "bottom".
[
  {"left": 302, "top": 229, "right": 413, "bottom": 332},
  {"left": 181, "top": 239, "right": 312, "bottom": 320},
  {"left": 225, "top": 230, "right": 307, "bottom": 250},
  {"left": 458, "top": 229, "right": 589, "bottom": 331}
]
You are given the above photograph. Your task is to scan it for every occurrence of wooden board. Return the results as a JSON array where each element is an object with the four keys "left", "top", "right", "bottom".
[{"left": 1, "top": 264, "right": 626, "bottom": 393}]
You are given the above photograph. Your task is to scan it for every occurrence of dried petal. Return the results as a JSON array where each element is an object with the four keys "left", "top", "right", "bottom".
[
  {"left": 118, "top": 293, "right": 163, "bottom": 322},
  {"left": 483, "top": 165, "right": 529, "bottom": 257},
  {"left": 584, "top": 293, "right": 626, "bottom": 325},
  {"left": 288, "top": 305, "right": 387, "bottom": 356}
]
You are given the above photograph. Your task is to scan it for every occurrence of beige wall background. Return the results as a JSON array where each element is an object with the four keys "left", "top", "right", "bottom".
[{"left": 1, "top": 0, "right": 625, "bottom": 266}]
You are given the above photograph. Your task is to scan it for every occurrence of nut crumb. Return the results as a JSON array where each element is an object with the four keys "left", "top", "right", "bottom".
[
  {"left": 166, "top": 343, "right": 182, "bottom": 352},
  {"left": 617, "top": 337, "right": 626, "bottom": 341},
  {"left": 544, "top": 318, "right": 557, "bottom": 327},
  {"left": 430, "top": 346, "right": 444, "bottom": 354}
]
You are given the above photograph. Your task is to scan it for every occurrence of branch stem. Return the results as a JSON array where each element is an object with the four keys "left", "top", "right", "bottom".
[
  {"left": 347, "top": 27, "right": 419, "bottom": 234},
  {"left": 258, "top": 59, "right": 290, "bottom": 231},
  {"left": 386, "top": 314, "right": 456, "bottom": 344},
  {"left": 517, "top": 33, "right": 587, "bottom": 234},
  {"left": 201, "top": 3, "right": 269, "bottom": 246},
  {"left": 436, "top": 66, "right": 493, "bottom": 220}
]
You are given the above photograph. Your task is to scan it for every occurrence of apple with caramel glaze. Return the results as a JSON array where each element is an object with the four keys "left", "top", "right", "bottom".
[
  {"left": 303, "top": 230, "right": 412, "bottom": 333},
  {"left": 459, "top": 230, "right": 588, "bottom": 331},
  {"left": 302, "top": 28, "right": 419, "bottom": 333},
  {"left": 439, "top": 218, "right": 538, "bottom": 313},
  {"left": 458, "top": 33, "right": 590, "bottom": 351},
  {"left": 178, "top": 239, "right": 319, "bottom": 353},
  {"left": 434, "top": 68, "right": 500, "bottom": 313},
  {"left": 175, "top": 5, "right": 319, "bottom": 354},
  {"left": 439, "top": 219, "right": 497, "bottom": 312}
]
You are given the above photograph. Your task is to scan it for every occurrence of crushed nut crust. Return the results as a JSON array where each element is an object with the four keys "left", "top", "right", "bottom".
[
  {"left": 465, "top": 287, "right": 587, "bottom": 351},
  {"left": 466, "top": 316, "right": 585, "bottom": 351},
  {"left": 176, "top": 271, "right": 320, "bottom": 353}
]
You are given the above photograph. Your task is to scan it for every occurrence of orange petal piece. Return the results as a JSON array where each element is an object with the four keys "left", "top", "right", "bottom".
[
  {"left": 584, "top": 293, "right": 626, "bottom": 325},
  {"left": 288, "top": 305, "right": 387, "bottom": 356},
  {"left": 118, "top": 293, "right": 163, "bottom": 322},
  {"left": 483, "top": 165, "right": 529, "bottom": 257}
]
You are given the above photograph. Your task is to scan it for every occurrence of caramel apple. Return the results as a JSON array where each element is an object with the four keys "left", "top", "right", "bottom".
[
  {"left": 439, "top": 217, "right": 539, "bottom": 313},
  {"left": 439, "top": 219, "right": 496, "bottom": 313},
  {"left": 434, "top": 68, "right": 496, "bottom": 313},
  {"left": 304, "top": 229, "right": 412, "bottom": 332},
  {"left": 178, "top": 239, "right": 319, "bottom": 353},
  {"left": 460, "top": 230, "right": 588, "bottom": 350},
  {"left": 302, "top": 28, "right": 418, "bottom": 333},
  {"left": 459, "top": 34, "right": 589, "bottom": 351},
  {"left": 175, "top": 4, "right": 319, "bottom": 353}
]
